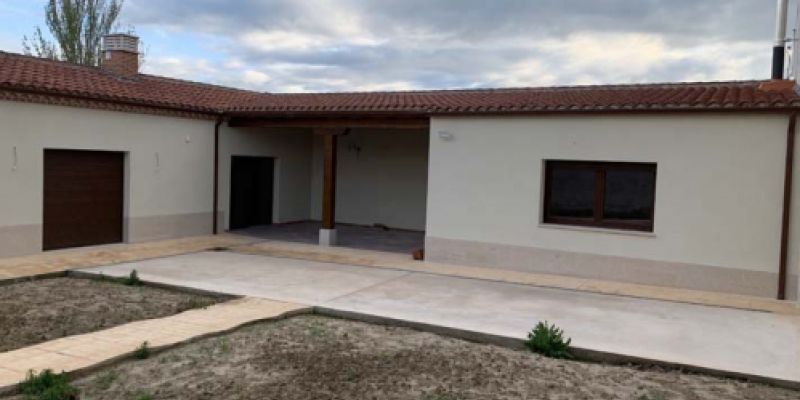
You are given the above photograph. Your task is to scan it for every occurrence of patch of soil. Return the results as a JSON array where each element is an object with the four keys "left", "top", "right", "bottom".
[
  {"left": 48, "top": 316, "right": 800, "bottom": 400},
  {"left": 0, "top": 277, "right": 223, "bottom": 352}
]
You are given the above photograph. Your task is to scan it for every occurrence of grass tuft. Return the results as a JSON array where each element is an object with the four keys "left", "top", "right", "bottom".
[
  {"left": 133, "top": 341, "right": 150, "bottom": 360},
  {"left": 132, "top": 391, "right": 154, "bottom": 400},
  {"left": 524, "top": 320, "right": 573, "bottom": 359},
  {"left": 95, "top": 269, "right": 143, "bottom": 286},
  {"left": 19, "top": 369, "right": 78, "bottom": 400},
  {"left": 123, "top": 270, "right": 143, "bottom": 286}
]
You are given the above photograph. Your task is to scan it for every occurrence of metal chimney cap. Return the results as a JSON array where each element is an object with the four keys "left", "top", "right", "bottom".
[{"left": 102, "top": 33, "right": 139, "bottom": 54}]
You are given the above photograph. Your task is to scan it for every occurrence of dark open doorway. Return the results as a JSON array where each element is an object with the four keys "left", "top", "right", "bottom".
[{"left": 230, "top": 156, "right": 274, "bottom": 230}]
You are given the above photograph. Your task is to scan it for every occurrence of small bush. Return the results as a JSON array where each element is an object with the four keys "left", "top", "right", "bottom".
[
  {"left": 133, "top": 392, "right": 154, "bottom": 400},
  {"left": 525, "top": 321, "right": 573, "bottom": 359},
  {"left": 133, "top": 341, "right": 150, "bottom": 360},
  {"left": 19, "top": 369, "right": 78, "bottom": 400},
  {"left": 124, "top": 270, "right": 143, "bottom": 286}
]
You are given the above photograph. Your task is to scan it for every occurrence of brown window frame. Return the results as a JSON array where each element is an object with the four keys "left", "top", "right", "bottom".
[{"left": 543, "top": 160, "right": 657, "bottom": 232}]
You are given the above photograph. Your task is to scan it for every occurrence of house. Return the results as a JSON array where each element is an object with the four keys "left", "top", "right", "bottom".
[{"left": 1, "top": 33, "right": 799, "bottom": 301}]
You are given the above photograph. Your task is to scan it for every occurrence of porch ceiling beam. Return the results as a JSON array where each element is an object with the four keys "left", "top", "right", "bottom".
[{"left": 228, "top": 116, "right": 430, "bottom": 129}]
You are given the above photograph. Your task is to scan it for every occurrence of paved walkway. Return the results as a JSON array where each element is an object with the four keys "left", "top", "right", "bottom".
[
  {"left": 80, "top": 251, "right": 800, "bottom": 386},
  {"left": 0, "top": 297, "right": 308, "bottom": 393},
  {"left": 0, "top": 234, "right": 255, "bottom": 282},
  {"left": 233, "top": 241, "right": 800, "bottom": 315}
]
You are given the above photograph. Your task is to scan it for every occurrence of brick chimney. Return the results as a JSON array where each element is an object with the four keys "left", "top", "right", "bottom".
[{"left": 101, "top": 33, "right": 139, "bottom": 76}]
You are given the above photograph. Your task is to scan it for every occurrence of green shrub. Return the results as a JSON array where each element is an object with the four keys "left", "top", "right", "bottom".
[
  {"left": 133, "top": 341, "right": 150, "bottom": 360},
  {"left": 19, "top": 369, "right": 78, "bottom": 400},
  {"left": 124, "top": 270, "right": 143, "bottom": 286},
  {"left": 524, "top": 321, "right": 573, "bottom": 359},
  {"left": 133, "top": 392, "right": 154, "bottom": 400}
]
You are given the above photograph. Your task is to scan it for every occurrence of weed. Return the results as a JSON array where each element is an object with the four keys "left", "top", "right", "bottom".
[
  {"left": 132, "top": 391, "right": 154, "bottom": 400},
  {"left": 305, "top": 321, "right": 329, "bottom": 337},
  {"left": 637, "top": 391, "right": 668, "bottom": 400},
  {"left": 19, "top": 369, "right": 78, "bottom": 400},
  {"left": 218, "top": 338, "right": 231, "bottom": 354},
  {"left": 124, "top": 270, "right": 143, "bottom": 286},
  {"left": 96, "top": 269, "right": 143, "bottom": 286},
  {"left": 424, "top": 390, "right": 458, "bottom": 400},
  {"left": 184, "top": 298, "right": 212, "bottom": 311},
  {"left": 344, "top": 367, "right": 359, "bottom": 382},
  {"left": 133, "top": 341, "right": 150, "bottom": 360},
  {"left": 94, "top": 371, "right": 119, "bottom": 391},
  {"left": 524, "top": 321, "right": 573, "bottom": 359}
]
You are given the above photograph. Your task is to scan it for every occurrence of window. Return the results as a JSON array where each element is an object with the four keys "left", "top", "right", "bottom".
[{"left": 543, "top": 160, "right": 656, "bottom": 232}]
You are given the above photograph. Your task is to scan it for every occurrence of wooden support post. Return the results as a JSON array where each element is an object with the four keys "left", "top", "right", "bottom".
[{"left": 316, "top": 127, "right": 347, "bottom": 246}]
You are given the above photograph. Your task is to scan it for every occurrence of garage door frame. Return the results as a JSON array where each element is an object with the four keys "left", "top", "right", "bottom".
[{"left": 42, "top": 149, "right": 127, "bottom": 251}]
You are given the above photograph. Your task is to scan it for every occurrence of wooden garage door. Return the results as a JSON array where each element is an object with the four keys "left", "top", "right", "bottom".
[{"left": 43, "top": 150, "right": 124, "bottom": 250}]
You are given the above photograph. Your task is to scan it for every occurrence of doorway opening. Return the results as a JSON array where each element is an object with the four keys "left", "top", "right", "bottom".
[{"left": 230, "top": 156, "right": 274, "bottom": 230}]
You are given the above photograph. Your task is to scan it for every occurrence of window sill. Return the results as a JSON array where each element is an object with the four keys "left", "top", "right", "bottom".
[{"left": 538, "top": 223, "right": 657, "bottom": 238}]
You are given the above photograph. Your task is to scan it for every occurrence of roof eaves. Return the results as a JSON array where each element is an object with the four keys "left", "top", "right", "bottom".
[{"left": 0, "top": 84, "right": 225, "bottom": 115}]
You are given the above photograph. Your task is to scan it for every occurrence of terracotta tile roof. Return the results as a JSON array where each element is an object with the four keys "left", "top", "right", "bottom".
[
  {"left": 232, "top": 81, "right": 800, "bottom": 114},
  {"left": 2, "top": 50, "right": 800, "bottom": 116},
  {"left": 0, "top": 51, "right": 261, "bottom": 113}
]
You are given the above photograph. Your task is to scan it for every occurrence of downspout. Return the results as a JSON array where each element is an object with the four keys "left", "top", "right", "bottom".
[
  {"left": 213, "top": 116, "right": 223, "bottom": 235},
  {"left": 778, "top": 111, "right": 797, "bottom": 300}
]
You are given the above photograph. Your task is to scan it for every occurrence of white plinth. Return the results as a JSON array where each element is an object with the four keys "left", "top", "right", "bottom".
[{"left": 319, "top": 228, "right": 338, "bottom": 246}]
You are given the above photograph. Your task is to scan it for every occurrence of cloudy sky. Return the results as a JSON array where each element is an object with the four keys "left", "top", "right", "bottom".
[{"left": 0, "top": 0, "right": 791, "bottom": 92}]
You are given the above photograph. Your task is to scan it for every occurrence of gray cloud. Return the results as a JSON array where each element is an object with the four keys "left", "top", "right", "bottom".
[{"left": 122, "top": 0, "right": 781, "bottom": 92}]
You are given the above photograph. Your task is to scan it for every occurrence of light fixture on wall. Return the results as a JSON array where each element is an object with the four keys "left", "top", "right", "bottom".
[
  {"left": 155, "top": 152, "right": 160, "bottom": 172},
  {"left": 347, "top": 143, "right": 362, "bottom": 158},
  {"left": 437, "top": 131, "right": 454, "bottom": 141},
  {"left": 11, "top": 146, "right": 17, "bottom": 171}
]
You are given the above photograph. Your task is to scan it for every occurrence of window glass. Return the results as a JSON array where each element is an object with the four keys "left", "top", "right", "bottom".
[
  {"left": 548, "top": 167, "right": 595, "bottom": 218},
  {"left": 543, "top": 160, "right": 656, "bottom": 232},
  {"left": 603, "top": 169, "right": 655, "bottom": 220}
]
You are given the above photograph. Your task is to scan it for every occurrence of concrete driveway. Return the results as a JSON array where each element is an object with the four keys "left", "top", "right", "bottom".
[{"left": 79, "top": 251, "right": 800, "bottom": 386}]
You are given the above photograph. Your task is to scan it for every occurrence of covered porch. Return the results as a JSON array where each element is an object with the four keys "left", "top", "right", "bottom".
[
  {"left": 219, "top": 113, "right": 430, "bottom": 255},
  {"left": 233, "top": 221, "right": 425, "bottom": 254}
]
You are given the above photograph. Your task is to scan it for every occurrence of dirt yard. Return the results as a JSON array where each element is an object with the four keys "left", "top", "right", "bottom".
[
  {"left": 35, "top": 315, "right": 798, "bottom": 400},
  {"left": 0, "top": 277, "right": 223, "bottom": 352}
]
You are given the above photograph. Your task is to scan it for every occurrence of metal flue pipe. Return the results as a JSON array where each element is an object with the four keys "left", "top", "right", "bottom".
[{"left": 773, "top": 0, "right": 790, "bottom": 79}]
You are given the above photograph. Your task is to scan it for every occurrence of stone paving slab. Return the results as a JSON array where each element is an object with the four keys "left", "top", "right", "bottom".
[
  {"left": 232, "top": 240, "right": 800, "bottom": 315},
  {"left": 0, "top": 234, "right": 257, "bottom": 282},
  {"left": 0, "top": 297, "right": 309, "bottom": 394}
]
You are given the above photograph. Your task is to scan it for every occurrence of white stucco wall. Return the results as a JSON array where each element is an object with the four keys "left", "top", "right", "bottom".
[
  {"left": 0, "top": 100, "right": 216, "bottom": 256},
  {"left": 218, "top": 126, "right": 313, "bottom": 229},
  {"left": 309, "top": 129, "right": 429, "bottom": 231},
  {"left": 427, "top": 114, "right": 787, "bottom": 278}
]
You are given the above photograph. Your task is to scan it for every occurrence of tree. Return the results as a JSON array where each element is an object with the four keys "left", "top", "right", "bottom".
[{"left": 23, "top": 0, "right": 123, "bottom": 66}]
